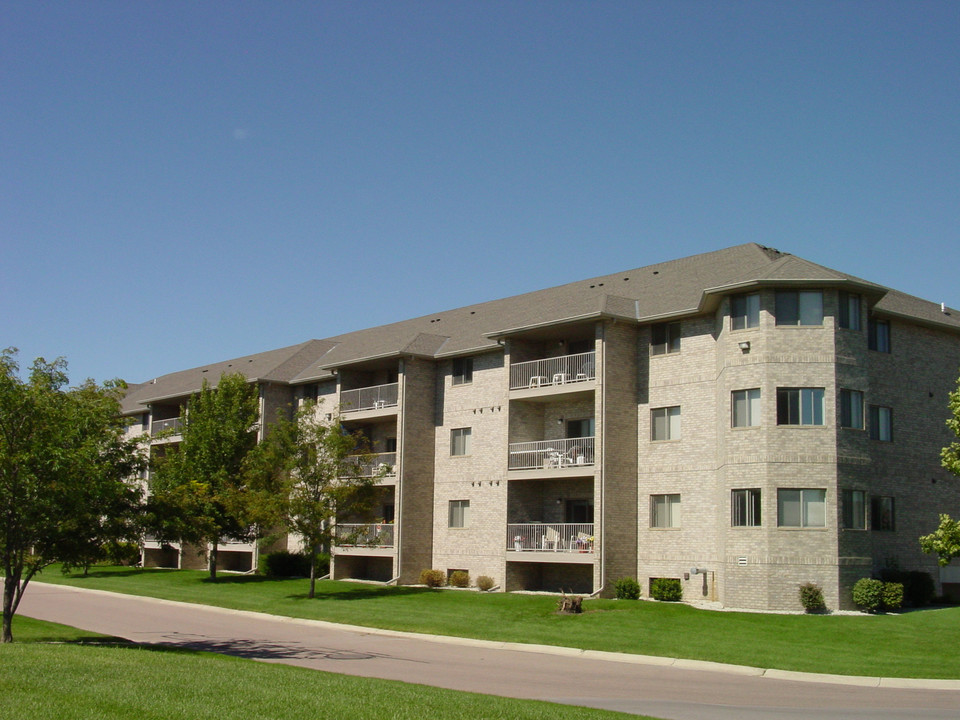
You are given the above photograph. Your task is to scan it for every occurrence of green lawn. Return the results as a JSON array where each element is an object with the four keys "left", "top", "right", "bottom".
[
  {"left": 33, "top": 566, "right": 960, "bottom": 679},
  {"left": 1, "top": 617, "right": 647, "bottom": 720}
]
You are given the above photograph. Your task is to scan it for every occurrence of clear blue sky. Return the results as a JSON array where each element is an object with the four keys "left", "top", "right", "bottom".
[{"left": 2, "top": 1, "right": 957, "bottom": 384}]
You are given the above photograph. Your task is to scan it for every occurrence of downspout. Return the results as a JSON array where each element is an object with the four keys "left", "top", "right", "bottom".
[
  {"left": 392, "top": 359, "right": 405, "bottom": 585},
  {"left": 591, "top": 321, "right": 607, "bottom": 599}
]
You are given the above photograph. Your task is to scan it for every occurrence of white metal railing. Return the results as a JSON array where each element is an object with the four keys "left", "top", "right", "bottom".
[
  {"left": 334, "top": 522, "right": 395, "bottom": 548},
  {"left": 510, "top": 351, "right": 595, "bottom": 391},
  {"left": 344, "top": 452, "right": 397, "bottom": 478},
  {"left": 340, "top": 383, "right": 399, "bottom": 413},
  {"left": 151, "top": 417, "right": 183, "bottom": 435},
  {"left": 508, "top": 437, "right": 595, "bottom": 471},
  {"left": 507, "top": 523, "right": 595, "bottom": 553}
]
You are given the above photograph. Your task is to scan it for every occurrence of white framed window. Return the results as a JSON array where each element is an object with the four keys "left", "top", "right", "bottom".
[
  {"left": 731, "top": 293, "right": 760, "bottom": 330},
  {"left": 871, "top": 496, "right": 895, "bottom": 531},
  {"left": 776, "top": 290, "right": 823, "bottom": 326},
  {"left": 448, "top": 499, "right": 470, "bottom": 528},
  {"left": 839, "top": 389, "right": 864, "bottom": 429},
  {"left": 868, "top": 319, "right": 891, "bottom": 352},
  {"left": 651, "top": 406, "right": 681, "bottom": 441},
  {"left": 452, "top": 357, "right": 473, "bottom": 386},
  {"left": 839, "top": 292, "right": 861, "bottom": 331},
  {"left": 651, "top": 494, "right": 681, "bottom": 528},
  {"left": 732, "top": 389, "right": 761, "bottom": 427},
  {"left": 869, "top": 405, "right": 893, "bottom": 442},
  {"left": 842, "top": 489, "right": 866, "bottom": 529},
  {"left": 776, "top": 388, "right": 825, "bottom": 426},
  {"left": 731, "top": 489, "right": 761, "bottom": 527},
  {"left": 650, "top": 322, "right": 681, "bottom": 355},
  {"left": 450, "top": 427, "right": 472, "bottom": 456},
  {"left": 777, "top": 488, "right": 826, "bottom": 528}
]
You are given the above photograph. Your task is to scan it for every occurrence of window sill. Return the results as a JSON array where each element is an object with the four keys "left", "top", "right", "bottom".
[{"left": 776, "top": 526, "right": 829, "bottom": 531}]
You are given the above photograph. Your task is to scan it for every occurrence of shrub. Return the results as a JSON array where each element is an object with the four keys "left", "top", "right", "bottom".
[
  {"left": 615, "top": 577, "right": 641, "bottom": 600},
  {"left": 261, "top": 550, "right": 313, "bottom": 578},
  {"left": 105, "top": 540, "right": 141, "bottom": 566},
  {"left": 879, "top": 568, "right": 934, "bottom": 607},
  {"left": 448, "top": 570, "right": 470, "bottom": 588},
  {"left": 650, "top": 577, "right": 682, "bottom": 602},
  {"left": 798, "top": 582, "right": 826, "bottom": 613},
  {"left": 882, "top": 582, "right": 904, "bottom": 611},
  {"left": 852, "top": 578, "right": 885, "bottom": 612},
  {"left": 476, "top": 575, "right": 495, "bottom": 592},
  {"left": 419, "top": 569, "right": 446, "bottom": 587}
]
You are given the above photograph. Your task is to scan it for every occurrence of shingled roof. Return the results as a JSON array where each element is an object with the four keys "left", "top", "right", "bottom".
[{"left": 122, "top": 243, "right": 960, "bottom": 414}]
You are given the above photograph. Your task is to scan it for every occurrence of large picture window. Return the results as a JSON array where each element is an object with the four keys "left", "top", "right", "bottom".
[
  {"left": 776, "top": 290, "right": 823, "bottom": 326},
  {"left": 776, "top": 388, "right": 825, "bottom": 426},
  {"left": 778, "top": 488, "right": 826, "bottom": 527}
]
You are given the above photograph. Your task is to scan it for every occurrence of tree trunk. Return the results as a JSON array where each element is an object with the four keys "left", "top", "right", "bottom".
[
  {"left": 208, "top": 543, "right": 218, "bottom": 581},
  {"left": 3, "top": 574, "right": 19, "bottom": 643},
  {"left": 308, "top": 555, "right": 316, "bottom": 599}
]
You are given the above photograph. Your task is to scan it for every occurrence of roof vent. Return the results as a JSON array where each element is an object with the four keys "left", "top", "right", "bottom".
[{"left": 942, "top": 302, "right": 947, "bottom": 314}]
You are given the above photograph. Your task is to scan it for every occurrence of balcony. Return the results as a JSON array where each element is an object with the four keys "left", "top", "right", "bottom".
[
  {"left": 344, "top": 452, "right": 397, "bottom": 479},
  {"left": 151, "top": 417, "right": 183, "bottom": 436},
  {"left": 334, "top": 522, "right": 395, "bottom": 549},
  {"left": 508, "top": 437, "right": 595, "bottom": 472},
  {"left": 507, "top": 523, "right": 595, "bottom": 561},
  {"left": 510, "top": 351, "right": 595, "bottom": 391},
  {"left": 340, "top": 383, "right": 399, "bottom": 414}
]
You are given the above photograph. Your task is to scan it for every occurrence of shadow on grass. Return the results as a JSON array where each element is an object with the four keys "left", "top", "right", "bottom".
[{"left": 302, "top": 585, "right": 438, "bottom": 602}]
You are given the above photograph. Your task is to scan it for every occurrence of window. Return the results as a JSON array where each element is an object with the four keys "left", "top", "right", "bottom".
[
  {"left": 778, "top": 489, "right": 826, "bottom": 527},
  {"left": 651, "top": 494, "right": 681, "bottom": 528},
  {"left": 839, "top": 292, "right": 861, "bottom": 330},
  {"left": 566, "top": 418, "right": 595, "bottom": 438},
  {"left": 776, "top": 290, "right": 823, "bottom": 326},
  {"left": 565, "top": 499, "right": 594, "bottom": 523},
  {"left": 839, "top": 389, "right": 864, "bottom": 429},
  {"left": 776, "top": 388, "right": 825, "bottom": 426},
  {"left": 731, "top": 489, "right": 761, "bottom": 527},
  {"left": 868, "top": 319, "right": 891, "bottom": 353},
  {"left": 732, "top": 389, "right": 761, "bottom": 427},
  {"left": 452, "top": 357, "right": 473, "bottom": 385},
  {"left": 871, "top": 496, "right": 895, "bottom": 531},
  {"left": 450, "top": 427, "right": 472, "bottom": 456},
  {"left": 651, "top": 406, "right": 681, "bottom": 441},
  {"left": 651, "top": 322, "right": 681, "bottom": 355},
  {"left": 448, "top": 500, "right": 470, "bottom": 528},
  {"left": 869, "top": 405, "right": 893, "bottom": 442},
  {"left": 842, "top": 489, "right": 866, "bottom": 529},
  {"left": 384, "top": 437, "right": 397, "bottom": 453},
  {"left": 731, "top": 293, "right": 760, "bottom": 330}
]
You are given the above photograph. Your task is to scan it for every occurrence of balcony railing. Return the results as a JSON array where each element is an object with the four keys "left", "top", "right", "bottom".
[
  {"left": 508, "top": 437, "right": 595, "bottom": 471},
  {"left": 510, "top": 351, "right": 595, "bottom": 391},
  {"left": 340, "top": 383, "right": 399, "bottom": 414},
  {"left": 334, "top": 522, "right": 395, "bottom": 548},
  {"left": 151, "top": 417, "right": 183, "bottom": 435},
  {"left": 344, "top": 452, "right": 397, "bottom": 478},
  {"left": 507, "top": 523, "right": 595, "bottom": 553}
]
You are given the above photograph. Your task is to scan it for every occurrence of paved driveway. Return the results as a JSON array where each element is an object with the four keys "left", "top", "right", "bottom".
[{"left": 18, "top": 582, "right": 960, "bottom": 720}]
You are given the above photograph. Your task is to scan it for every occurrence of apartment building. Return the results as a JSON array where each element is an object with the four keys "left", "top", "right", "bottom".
[{"left": 121, "top": 244, "right": 960, "bottom": 610}]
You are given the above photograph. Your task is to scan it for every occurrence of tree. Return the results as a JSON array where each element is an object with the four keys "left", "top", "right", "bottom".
[
  {"left": 148, "top": 373, "right": 260, "bottom": 581},
  {"left": 245, "top": 401, "right": 383, "bottom": 598},
  {"left": 0, "top": 349, "right": 145, "bottom": 643},
  {"left": 919, "top": 374, "right": 960, "bottom": 568}
]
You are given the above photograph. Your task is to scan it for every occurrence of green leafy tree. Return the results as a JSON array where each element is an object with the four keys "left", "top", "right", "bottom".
[
  {"left": 920, "top": 514, "right": 960, "bottom": 567},
  {"left": 0, "top": 349, "right": 145, "bottom": 643},
  {"left": 245, "top": 401, "right": 383, "bottom": 598},
  {"left": 942, "top": 372, "right": 960, "bottom": 478},
  {"left": 148, "top": 373, "right": 260, "bottom": 581}
]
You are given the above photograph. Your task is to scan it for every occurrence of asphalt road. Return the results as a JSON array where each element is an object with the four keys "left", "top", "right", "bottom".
[{"left": 18, "top": 582, "right": 960, "bottom": 720}]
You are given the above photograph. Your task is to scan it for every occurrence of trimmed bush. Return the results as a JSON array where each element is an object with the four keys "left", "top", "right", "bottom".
[
  {"left": 650, "top": 577, "right": 682, "bottom": 602},
  {"left": 614, "top": 577, "right": 641, "bottom": 600},
  {"left": 476, "top": 575, "right": 495, "bottom": 592},
  {"left": 105, "top": 540, "right": 141, "bottom": 566},
  {"left": 852, "top": 578, "right": 885, "bottom": 613},
  {"left": 419, "top": 569, "right": 446, "bottom": 587},
  {"left": 448, "top": 570, "right": 470, "bottom": 588},
  {"left": 881, "top": 569, "right": 935, "bottom": 607},
  {"left": 799, "top": 582, "right": 826, "bottom": 613},
  {"left": 262, "top": 550, "right": 313, "bottom": 578},
  {"left": 882, "top": 582, "right": 904, "bottom": 611}
]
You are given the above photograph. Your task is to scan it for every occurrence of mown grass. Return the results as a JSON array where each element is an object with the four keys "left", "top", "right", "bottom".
[
  {"left": 35, "top": 566, "right": 960, "bottom": 679},
  {"left": 0, "top": 617, "right": 648, "bottom": 720}
]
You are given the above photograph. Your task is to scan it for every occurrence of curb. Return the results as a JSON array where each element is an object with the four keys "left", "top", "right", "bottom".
[{"left": 29, "top": 582, "right": 960, "bottom": 690}]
